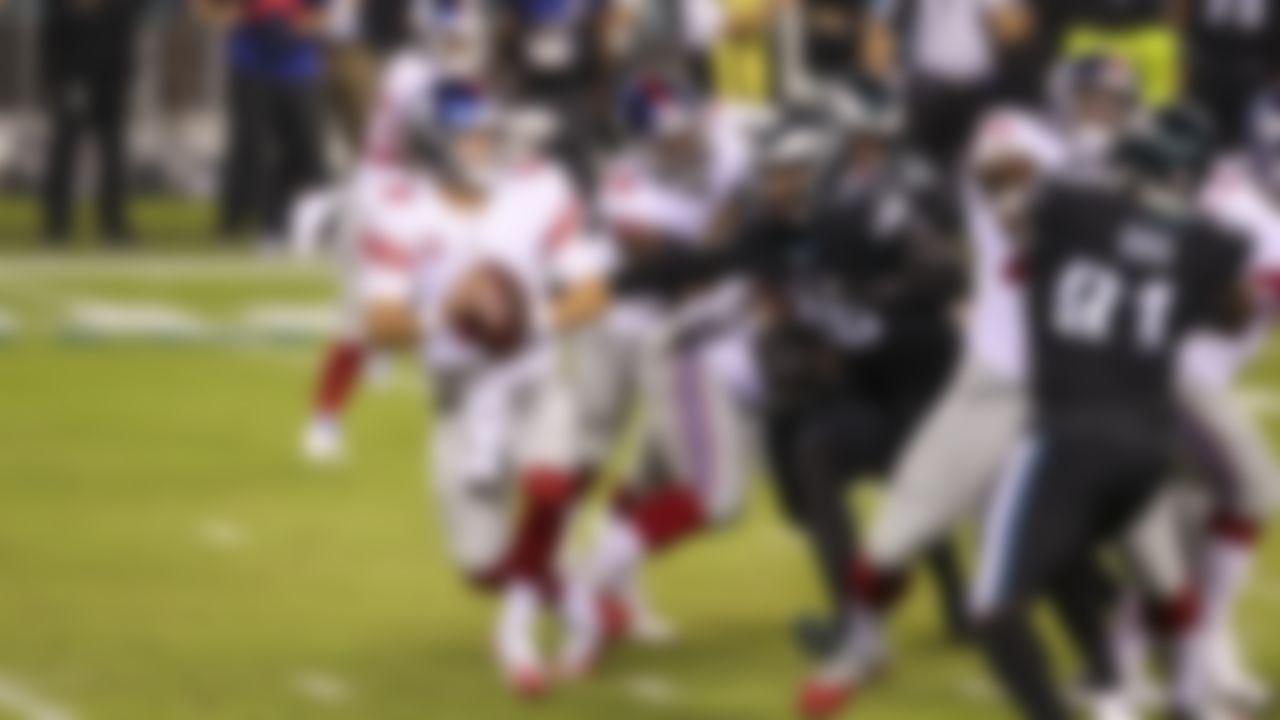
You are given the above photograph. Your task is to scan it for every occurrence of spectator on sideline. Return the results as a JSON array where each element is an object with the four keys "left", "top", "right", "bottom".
[
  {"left": 708, "top": 0, "right": 785, "bottom": 119},
  {"left": 196, "top": 0, "right": 329, "bottom": 248},
  {"left": 863, "top": 0, "right": 1034, "bottom": 171},
  {"left": 799, "top": 0, "right": 866, "bottom": 88},
  {"left": 1058, "top": 0, "right": 1181, "bottom": 107},
  {"left": 324, "top": 0, "right": 413, "bottom": 153},
  {"left": 40, "top": 0, "right": 149, "bottom": 246},
  {"left": 1183, "top": 0, "right": 1280, "bottom": 147}
]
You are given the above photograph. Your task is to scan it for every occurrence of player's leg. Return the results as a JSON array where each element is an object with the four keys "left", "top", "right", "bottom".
[
  {"left": 859, "top": 363, "right": 1024, "bottom": 655},
  {"left": 300, "top": 196, "right": 375, "bottom": 463},
  {"left": 569, "top": 327, "right": 756, "bottom": 658},
  {"left": 302, "top": 337, "right": 366, "bottom": 462},
  {"left": 970, "top": 435, "right": 1101, "bottom": 720},
  {"left": 786, "top": 403, "right": 888, "bottom": 638},
  {"left": 506, "top": 371, "right": 599, "bottom": 680},
  {"left": 429, "top": 371, "right": 552, "bottom": 695},
  {"left": 563, "top": 307, "right": 681, "bottom": 643},
  {"left": 1179, "top": 384, "right": 1280, "bottom": 709},
  {"left": 796, "top": 361, "right": 1025, "bottom": 716},
  {"left": 1113, "top": 484, "right": 1198, "bottom": 711}
]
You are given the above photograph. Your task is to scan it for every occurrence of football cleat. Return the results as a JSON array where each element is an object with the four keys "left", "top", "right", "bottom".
[
  {"left": 300, "top": 417, "right": 344, "bottom": 464},
  {"left": 495, "top": 582, "right": 550, "bottom": 698}
]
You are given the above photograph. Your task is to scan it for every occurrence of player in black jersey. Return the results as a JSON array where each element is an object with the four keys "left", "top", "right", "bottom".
[
  {"left": 972, "top": 106, "right": 1252, "bottom": 720},
  {"left": 745, "top": 80, "right": 970, "bottom": 659}
]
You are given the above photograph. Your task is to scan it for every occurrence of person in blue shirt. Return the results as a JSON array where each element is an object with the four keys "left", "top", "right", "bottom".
[{"left": 196, "top": 0, "right": 329, "bottom": 246}]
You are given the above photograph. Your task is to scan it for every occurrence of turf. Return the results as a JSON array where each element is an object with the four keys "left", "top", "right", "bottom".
[{"left": 0, "top": 242, "right": 1279, "bottom": 719}]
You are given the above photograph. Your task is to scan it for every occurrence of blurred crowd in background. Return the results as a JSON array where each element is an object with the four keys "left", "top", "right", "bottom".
[{"left": 0, "top": 0, "right": 1276, "bottom": 246}]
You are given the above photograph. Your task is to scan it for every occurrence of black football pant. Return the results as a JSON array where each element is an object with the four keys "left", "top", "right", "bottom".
[
  {"left": 973, "top": 430, "right": 1167, "bottom": 719},
  {"left": 766, "top": 400, "right": 968, "bottom": 639},
  {"left": 218, "top": 71, "right": 325, "bottom": 240},
  {"left": 42, "top": 69, "right": 133, "bottom": 243}
]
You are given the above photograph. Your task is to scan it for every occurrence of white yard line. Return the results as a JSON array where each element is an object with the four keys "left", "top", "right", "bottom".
[
  {"left": 0, "top": 256, "right": 330, "bottom": 281},
  {"left": 0, "top": 673, "right": 77, "bottom": 720},
  {"left": 290, "top": 670, "right": 354, "bottom": 706},
  {"left": 195, "top": 519, "right": 250, "bottom": 552},
  {"left": 620, "top": 673, "right": 681, "bottom": 706}
]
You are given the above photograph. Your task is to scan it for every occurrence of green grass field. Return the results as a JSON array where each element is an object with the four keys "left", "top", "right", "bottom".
[{"left": 1, "top": 201, "right": 1279, "bottom": 719}]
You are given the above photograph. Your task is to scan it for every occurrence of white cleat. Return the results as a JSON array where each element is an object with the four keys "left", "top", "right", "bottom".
[
  {"left": 1206, "top": 632, "right": 1272, "bottom": 712},
  {"left": 496, "top": 582, "right": 551, "bottom": 699},
  {"left": 301, "top": 417, "right": 344, "bottom": 464},
  {"left": 556, "top": 577, "right": 604, "bottom": 680},
  {"left": 1088, "top": 690, "right": 1142, "bottom": 720}
]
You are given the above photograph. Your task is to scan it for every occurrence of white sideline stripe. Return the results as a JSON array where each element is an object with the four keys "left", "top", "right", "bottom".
[
  {"left": 620, "top": 674, "right": 680, "bottom": 706},
  {"left": 291, "top": 670, "right": 353, "bottom": 705},
  {"left": 240, "top": 304, "right": 341, "bottom": 337},
  {"left": 0, "top": 673, "right": 76, "bottom": 720},
  {"left": 196, "top": 519, "right": 249, "bottom": 551},
  {"left": 68, "top": 301, "right": 211, "bottom": 339},
  {"left": 0, "top": 256, "right": 330, "bottom": 280}
]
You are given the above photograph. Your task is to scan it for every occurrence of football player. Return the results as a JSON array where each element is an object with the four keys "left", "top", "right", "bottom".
[
  {"left": 558, "top": 70, "right": 758, "bottom": 669},
  {"left": 1176, "top": 89, "right": 1280, "bottom": 710},
  {"left": 970, "top": 104, "right": 1250, "bottom": 720},
  {"left": 351, "top": 77, "right": 609, "bottom": 696}
]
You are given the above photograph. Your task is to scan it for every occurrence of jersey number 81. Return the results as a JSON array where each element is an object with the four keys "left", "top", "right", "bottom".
[{"left": 1052, "top": 259, "right": 1174, "bottom": 352}]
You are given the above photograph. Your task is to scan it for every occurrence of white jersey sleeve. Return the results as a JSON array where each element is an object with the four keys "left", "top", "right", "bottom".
[
  {"left": 961, "top": 108, "right": 1067, "bottom": 380},
  {"left": 1183, "top": 159, "right": 1280, "bottom": 389},
  {"left": 362, "top": 53, "right": 437, "bottom": 168},
  {"left": 346, "top": 167, "right": 438, "bottom": 305}
]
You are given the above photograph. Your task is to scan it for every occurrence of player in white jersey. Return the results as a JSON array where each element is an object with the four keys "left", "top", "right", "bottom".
[
  {"left": 299, "top": 0, "right": 489, "bottom": 463},
  {"left": 339, "top": 78, "right": 612, "bottom": 697},
  {"left": 1173, "top": 90, "right": 1280, "bottom": 710},
  {"left": 558, "top": 71, "right": 758, "bottom": 667}
]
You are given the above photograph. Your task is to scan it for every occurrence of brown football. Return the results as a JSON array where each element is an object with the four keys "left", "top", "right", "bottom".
[{"left": 445, "top": 262, "right": 532, "bottom": 359}]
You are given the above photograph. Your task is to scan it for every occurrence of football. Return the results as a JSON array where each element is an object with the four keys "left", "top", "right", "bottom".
[{"left": 445, "top": 261, "right": 532, "bottom": 358}]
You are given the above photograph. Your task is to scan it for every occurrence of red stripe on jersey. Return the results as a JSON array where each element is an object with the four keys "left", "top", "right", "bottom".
[
  {"left": 1253, "top": 269, "right": 1280, "bottom": 307},
  {"left": 361, "top": 232, "right": 417, "bottom": 268},
  {"left": 542, "top": 202, "right": 583, "bottom": 254}
]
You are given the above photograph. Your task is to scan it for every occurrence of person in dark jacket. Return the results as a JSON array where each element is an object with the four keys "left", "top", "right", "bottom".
[
  {"left": 40, "top": 0, "right": 149, "bottom": 244},
  {"left": 197, "top": 0, "right": 329, "bottom": 247}
]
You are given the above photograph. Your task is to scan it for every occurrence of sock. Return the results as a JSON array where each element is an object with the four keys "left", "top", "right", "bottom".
[
  {"left": 850, "top": 555, "right": 911, "bottom": 612},
  {"left": 1147, "top": 588, "right": 1207, "bottom": 715},
  {"left": 978, "top": 609, "right": 1071, "bottom": 720},
  {"left": 313, "top": 340, "right": 366, "bottom": 419},
  {"left": 1110, "top": 592, "right": 1154, "bottom": 698},
  {"left": 626, "top": 486, "right": 707, "bottom": 550},
  {"left": 504, "top": 468, "right": 579, "bottom": 594},
  {"left": 496, "top": 580, "right": 544, "bottom": 672},
  {"left": 592, "top": 514, "right": 647, "bottom": 592},
  {"left": 1203, "top": 512, "right": 1260, "bottom": 639}
]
